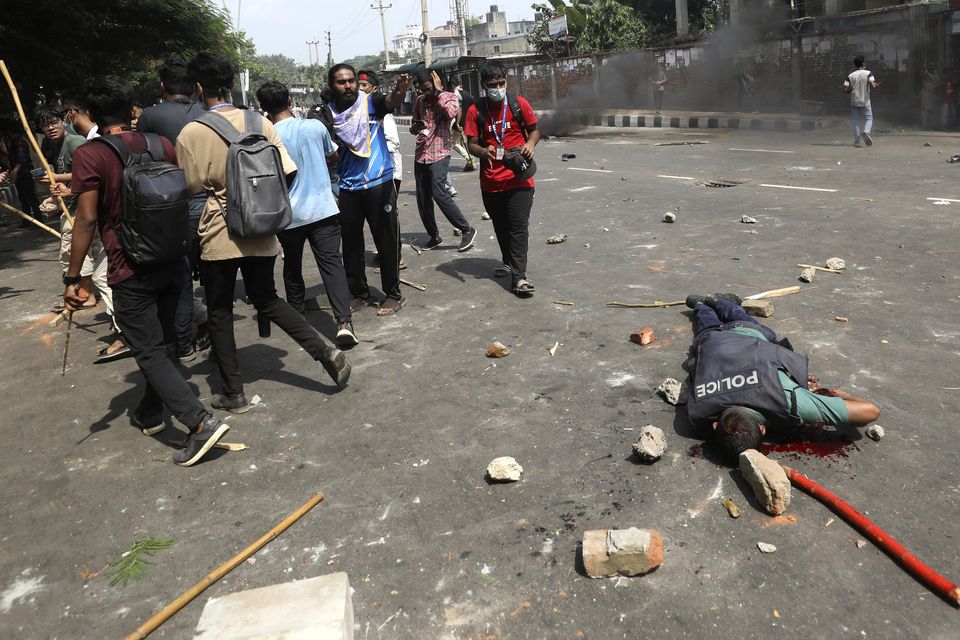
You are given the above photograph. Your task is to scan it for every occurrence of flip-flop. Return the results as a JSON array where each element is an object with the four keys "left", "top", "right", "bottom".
[
  {"left": 512, "top": 280, "right": 535, "bottom": 296},
  {"left": 94, "top": 339, "right": 133, "bottom": 364},
  {"left": 376, "top": 298, "right": 403, "bottom": 316}
]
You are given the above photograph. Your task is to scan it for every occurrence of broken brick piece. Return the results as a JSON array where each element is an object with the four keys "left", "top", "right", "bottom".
[
  {"left": 742, "top": 299, "right": 774, "bottom": 318},
  {"left": 630, "top": 327, "right": 655, "bottom": 346},
  {"left": 582, "top": 528, "right": 664, "bottom": 578}
]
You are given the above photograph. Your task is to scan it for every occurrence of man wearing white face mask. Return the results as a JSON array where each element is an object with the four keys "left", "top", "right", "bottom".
[{"left": 464, "top": 61, "right": 541, "bottom": 297}]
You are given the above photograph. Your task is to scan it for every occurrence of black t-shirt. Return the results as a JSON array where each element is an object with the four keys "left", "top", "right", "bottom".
[{"left": 136, "top": 98, "right": 205, "bottom": 144}]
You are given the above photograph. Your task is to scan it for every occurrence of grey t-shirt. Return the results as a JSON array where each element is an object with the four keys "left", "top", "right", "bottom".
[
  {"left": 136, "top": 98, "right": 205, "bottom": 144},
  {"left": 845, "top": 69, "right": 875, "bottom": 108}
]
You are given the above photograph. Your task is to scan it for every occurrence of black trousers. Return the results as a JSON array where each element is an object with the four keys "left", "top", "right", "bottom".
[
  {"left": 338, "top": 181, "right": 401, "bottom": 300},
  {"left": 112, "top": 262, "right": 207, "bottom": 430},
  {"left": 481, "top": 187, "right": 534, "bottom": 288},
  {"left": 277, "top": 216, "right": 352, "bottom": 322},
  {"left": 414, "top": 157, "right": 470, "bottom": 238},
  {"left": 200, "top": 255, "right": 334, "bottom": 396}
]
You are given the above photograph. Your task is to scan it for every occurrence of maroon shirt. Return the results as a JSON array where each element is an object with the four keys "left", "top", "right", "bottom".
[{"left": 71, "top": 132, "right": 177, "bottom": 285}]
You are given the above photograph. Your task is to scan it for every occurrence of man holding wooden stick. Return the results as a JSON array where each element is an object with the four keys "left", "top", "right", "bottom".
[{"left": 682, "top": 293, "right": 881, "bottom": 463}]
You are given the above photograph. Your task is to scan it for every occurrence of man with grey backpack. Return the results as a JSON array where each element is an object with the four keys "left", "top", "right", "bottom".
[{"left": 176, "top": 52, "right": 351, "bottom": 415}]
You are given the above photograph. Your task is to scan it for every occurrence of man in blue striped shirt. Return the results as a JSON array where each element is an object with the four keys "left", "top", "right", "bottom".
[{"left": 327, "top": 64, "right": 409, "bottom": 316}]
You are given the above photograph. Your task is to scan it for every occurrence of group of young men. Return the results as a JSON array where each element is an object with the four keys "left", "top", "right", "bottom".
[{"left": 35, "top": 52, "right": 542, "bottom": 468}]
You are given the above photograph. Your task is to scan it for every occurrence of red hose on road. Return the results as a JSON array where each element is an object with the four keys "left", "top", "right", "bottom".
[{"left": 784, "top": 466, "right": 960, "bottom": 608}]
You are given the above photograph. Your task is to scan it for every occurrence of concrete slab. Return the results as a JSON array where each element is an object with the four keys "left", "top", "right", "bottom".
[{"left": 194, "top": 573, "right": 353, "bottom": 640}]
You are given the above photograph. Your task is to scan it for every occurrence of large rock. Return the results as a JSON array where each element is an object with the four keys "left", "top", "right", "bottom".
[
  {"left": 487, "top": 456, "right": 523, "bottom": 482},
  {"left": 633, "top": 425, "right": 667, "bottom": 461},
  {"left": 194, "top": 573, "right": 353, "bottom": 640},
  {"left": 799, "top": 267, "right": 816, "bottom": 283},
  {"left": 582, "top": 528, "right": 664, "bottom": 578},
  {"left": 742, "top": 299, "right": 774, "bottom": 318},
  {"left": 739, "top": 449, "right": 792, "bottom": 515}
]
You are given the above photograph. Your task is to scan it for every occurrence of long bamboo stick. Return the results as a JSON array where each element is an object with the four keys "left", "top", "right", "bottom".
[
  {"left": 607, "top": 285, "right": 803, "bottom": 308},
  {"left": 784, "top": 466, "right": 959, "bottom": 607},
  {"left": 0, "top": 200, "right": 61, "bottom": 238},
  {"left": 124, "top": 491, "right": 326, "bottom": 640},
  {"left": 0, "top": 59, "right": 73, "bottom": 225}
]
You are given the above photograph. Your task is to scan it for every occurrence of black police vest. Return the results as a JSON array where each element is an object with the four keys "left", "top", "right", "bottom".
[{"left": 686, "top": 328, "right": 809, "bottom": 429}]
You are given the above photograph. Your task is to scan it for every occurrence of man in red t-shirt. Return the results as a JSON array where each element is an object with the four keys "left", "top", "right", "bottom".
[
  {"left": 464, "top": 61, "right": 541, "bottom": 296},
  {"left": 64, "top": 76, "right": 228, "bottom": 467}
]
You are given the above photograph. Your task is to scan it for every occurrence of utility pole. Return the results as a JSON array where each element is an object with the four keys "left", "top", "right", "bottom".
[
  {"left": 450, "top": 0, "right": 468, "bottom": 57},
  {"left": 306, "top": 41, "right": 318, "bottom": 66},
  {"left": 325, "top": 30, "right": 334, "bottom": 67},
  {"left": 372, "top": 1, "right": 392, "bottom": 67},
  {"left": 420, "top": 0, "right": 432, "bottom": 66}
]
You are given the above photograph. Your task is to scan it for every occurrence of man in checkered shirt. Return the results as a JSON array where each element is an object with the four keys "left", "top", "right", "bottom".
[{"left": 409, "top": 69, "right": 477, "bottom": 252}]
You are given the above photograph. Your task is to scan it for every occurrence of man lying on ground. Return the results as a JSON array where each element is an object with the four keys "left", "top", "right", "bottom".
[{"left": 683, "top": 294, "right": 881, "bottom": 463}]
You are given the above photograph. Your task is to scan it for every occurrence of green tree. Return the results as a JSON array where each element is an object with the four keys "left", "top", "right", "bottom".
[
  {"left": 578, "top": 0, "right": 648, "bottom": 53},
  {"left": 0, "top": 0, "right": 243, "bottom": 107}
]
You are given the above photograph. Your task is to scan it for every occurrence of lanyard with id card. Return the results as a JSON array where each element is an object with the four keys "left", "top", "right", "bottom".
[{"left": 491, "top": 98, "right": 508, "bottom": 160}]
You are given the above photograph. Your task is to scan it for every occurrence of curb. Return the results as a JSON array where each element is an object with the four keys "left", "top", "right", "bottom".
[{"left": 538, "top": 112, "right": 819, "bottom": 132}]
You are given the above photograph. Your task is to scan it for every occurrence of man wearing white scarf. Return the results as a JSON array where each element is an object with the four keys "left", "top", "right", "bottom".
[{"left": 326, "top": 64, "right": 409, "bottom": 316}]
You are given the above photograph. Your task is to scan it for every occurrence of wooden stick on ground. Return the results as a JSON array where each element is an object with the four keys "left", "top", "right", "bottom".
[
  {"left": 607, "top": 285, "right": 803, "bottom": 308},
  {"left": 0, "top": 60, "right": 73, "bottom": 225},
  {"left": 124, "top": 492, "right": 326, "bottom": 640},
  {"left": 0, "top": 201, "right": 61, "bottom": 238},
  {"left": 400, "top": 277, "right": 427, "bottom": 291},
  {"left": 797, "top": 264, "right": 843, "bottom": 274}
]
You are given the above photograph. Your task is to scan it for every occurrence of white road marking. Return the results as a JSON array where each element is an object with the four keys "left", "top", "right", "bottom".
[
  {"left": 568, "top": 167, "right": 613, "bottom": 173},
  {"left": 567, "top": 186, "right": 596, "bottom": 192},
  {"left": 760, "top": 183, "right": 838, "bottom": 193},
  {"left": 538, "top": 178, "right": 559, "bottom": 182},
  {"left": 729, "top": 148, "right": 795, "bottom": 154},
  {"left": 926, "top": 197, "right": 960, "bottom": 203},
  {"left": 658, "top": 174, "right": 696, "bottom": 180}
]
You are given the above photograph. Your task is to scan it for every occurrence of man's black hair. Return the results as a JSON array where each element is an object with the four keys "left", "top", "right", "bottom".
[
  {"left": 412, "top": 68, "right": 431, "bottom": 84},
  {"left": 188, "top": 51, "right": 236, "bottom": 100},
  {"left": 479, "top": 61, "right": 507, "bottom": 83},
  {"left": 33, "top": 106, "right": 64, "bottom": 129},
  {"left": 81, "top": 76, "right": 134, "bottom": 128},
  {"left": 328, "top": 63, "right": 356, "bottom": 87},
  {"left": 854, "top": 56, "right": 865, "bottom": 69},
  {"left": 714, "top": 406, "right": 764, "bottom": 464},
  {"left": 358, "top": 69, "right": 379, "bottom": 86},
  {"left": 158, "top": 54, "right": 195, "bottom": 96},
  {"left": 256, "top": 81, "right": 289, "bottom": 115}
]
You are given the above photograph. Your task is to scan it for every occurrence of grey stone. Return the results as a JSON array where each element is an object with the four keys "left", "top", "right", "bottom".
[
  {"left": 739, "top": 449, "right": 792, "bottom": 515},
  {"left": 480, "top": 211, "right": 491, "bottom": 220},
  {"left": 799, "top": 267, "right": 816, "bottom": 283},
  {"left": 633, "top": 425, "right": 667, "bottom": 461},
  {"left": 657, "top": 378, "right": 682, "bottom": 405},
  {"left": 546, "top": 234, "right": 568, "bottom": 244},
  {"left": 757, "top": 542, "right": 777, "bottom": 554},
  {"left": 194, "top": 572, "right": 353, "bottom": 640},
  {"left": 742, "top": 299, "right": 774, "bottom": 318},
  {"left": 740, "top": 215, "right": 757, "bottom": 224},
  {"left": 866, "top": 425, "right": 885, "bottom": 441},
  {"left": 663, "top": 212, "right": 677, "bottom": 223},
  {"left": 825, "top": 257, "right": 846, "bottom": 270},
  {"left": 487, "top": 456, "right": 523, "bottom": 482}
]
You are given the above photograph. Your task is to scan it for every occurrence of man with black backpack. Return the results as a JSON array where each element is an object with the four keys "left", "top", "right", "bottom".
[
  {"left": 63, "top": 76, "right": 228, "bottom": 467},
  {"left": 176, "top": 52, "right": 350, "bottom": 414},
  {"left": 464, "top": 61, "right": 541, "bottom": 297}
]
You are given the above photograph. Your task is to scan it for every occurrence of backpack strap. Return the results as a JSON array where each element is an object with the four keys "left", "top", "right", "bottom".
[
  {"left": 243, "top": 109, "right": 264, "bottom": 135},
  {"left": 476, "top": 95, "right": 527, "bottom": 142},
  {"left": 95, "top": 134, "right": 133, "bottom": 167},
  {"left": 196, "top": 111, "right": 244, "bottom": 145},
  {"left": 507, "top": 93, "right": 528, "bottom": 140},
  {"left": 476, "top": 98, "right": 489, "bottom": 140},
  {"left": 141, "top": 133, "right": 166, "bottom": 162}
]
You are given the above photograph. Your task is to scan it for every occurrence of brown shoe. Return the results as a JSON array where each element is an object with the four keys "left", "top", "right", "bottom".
[{"left": 376, "top": 297, "right": 403, "bottom": 316}]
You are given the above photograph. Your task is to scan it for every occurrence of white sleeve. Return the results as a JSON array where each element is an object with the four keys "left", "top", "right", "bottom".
[{"left": 383, "top": 114, "right": 400, "bottom": 153}]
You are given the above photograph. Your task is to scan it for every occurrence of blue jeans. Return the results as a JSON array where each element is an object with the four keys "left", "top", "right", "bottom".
[
  {"left": 851, "top": 105, "right": 873, "bottom": 142},
  {"left": 693, "top": 300, "right": 778, "bottom": 343}
]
